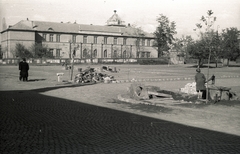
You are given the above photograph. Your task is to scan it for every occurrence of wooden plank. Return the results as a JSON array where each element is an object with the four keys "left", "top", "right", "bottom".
[{"left": 148, "top": 91, "right": 172, "bottom": 98}]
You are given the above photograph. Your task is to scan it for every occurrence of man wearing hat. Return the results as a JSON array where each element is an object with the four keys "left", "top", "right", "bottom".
[
  {"left": 195, "top": 68, "right": 206, "bottom": 99},
  {"left": 19, "top": 58, "right": 29, "bottom": 81}
]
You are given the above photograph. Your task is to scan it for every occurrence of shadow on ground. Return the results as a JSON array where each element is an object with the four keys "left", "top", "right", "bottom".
[
  {"left": 1, "top": 87, "right": 240, "bottom": 153},
  {"left": 27, "top": 79, "right": 46, "bottom": 82}
]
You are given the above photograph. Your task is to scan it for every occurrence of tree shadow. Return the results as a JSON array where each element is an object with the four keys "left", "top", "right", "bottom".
[{"left": 27, "top": 79, "right": 47, "bottom": 82}]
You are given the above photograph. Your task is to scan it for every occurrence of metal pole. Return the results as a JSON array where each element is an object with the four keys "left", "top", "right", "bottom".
[
  {"left": 70, "top": 55, "right": 74, "bottom": 81},
  {"left": 69, "top": 42, "right": 74, "bottom": 81}
]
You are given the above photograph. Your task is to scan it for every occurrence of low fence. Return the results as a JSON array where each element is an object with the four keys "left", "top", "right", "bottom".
[{"left": 0, "top": 57, "right": 170, "bottom": 65}]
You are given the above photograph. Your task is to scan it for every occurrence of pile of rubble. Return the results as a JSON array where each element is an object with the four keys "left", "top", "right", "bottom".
[
  {"left": 128, "top": 83, "right": 197, "bottom": 102},
  {"left": 180, "top": 82, "right": 198, "bottom": 95},
  {"left": 74, "top": 66, "right": 116, "bottom": 84},
  {"left": 102, "top": 66, "right": 119, "bottom": 73}
]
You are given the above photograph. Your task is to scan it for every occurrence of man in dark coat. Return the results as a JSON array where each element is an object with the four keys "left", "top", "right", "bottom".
[
  {"left": 19, "top": 58, "right": 29, "bottom": 81},
  {"left": 195, "top": 68, "right": 206, "bottom": 99}
]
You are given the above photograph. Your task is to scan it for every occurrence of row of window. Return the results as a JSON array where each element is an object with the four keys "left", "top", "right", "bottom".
[
  {"left": 42, "top": 34, "right": 151, "bottom": 46},
  {"left": 49, "top": 48, "right": 150, "bottom": 58},
  {"left": 49, "top": 49, "right": 61, "bottom": 57}
]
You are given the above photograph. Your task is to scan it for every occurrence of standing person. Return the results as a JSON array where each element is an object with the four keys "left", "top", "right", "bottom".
[
  {"left": 195, "top": 68, "right": 206, "bottom": 99},
  {"left": 19, "top": 58, "right": 29, "bottom": 81}
]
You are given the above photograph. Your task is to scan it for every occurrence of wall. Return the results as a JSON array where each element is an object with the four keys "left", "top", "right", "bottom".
[
  {"left": 1, "top": 30, "right": 35, "bottom": 58},
  {"left": 1, "top": 29, "right": 157, "bottom": 59}
]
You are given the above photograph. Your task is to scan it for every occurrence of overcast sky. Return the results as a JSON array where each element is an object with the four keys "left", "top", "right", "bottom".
[{"left": 1, "top": 0, "right": 240, "bottom": 39}]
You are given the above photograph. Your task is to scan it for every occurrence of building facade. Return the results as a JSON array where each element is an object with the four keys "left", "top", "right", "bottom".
[{"left": 1, "top": 11, "right": 157, "bottom": 60}]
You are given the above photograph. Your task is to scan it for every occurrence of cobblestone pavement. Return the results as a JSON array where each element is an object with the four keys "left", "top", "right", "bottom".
[{"left": 1, "top": 90, "right": 240, "bottom": 154}]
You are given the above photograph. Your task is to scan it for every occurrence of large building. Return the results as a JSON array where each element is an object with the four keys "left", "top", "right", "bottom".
[{"left": 1, "top": 11, "right": 158, "bottom": 61}]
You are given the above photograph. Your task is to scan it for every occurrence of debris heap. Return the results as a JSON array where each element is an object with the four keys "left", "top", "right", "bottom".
[
  {"left": 128, "top": 83, "right": 150, "bottom": 100},
  {"left": 102, "top": 66, "right": 118, "bottom": 73},
  {"left": 128, "top": 83, "right": 197, "bottom": 102},
  {"left": 74, "top": 67, "right": 116, "bottom": 84},
  {"left": 180, "top": 82, "right": 198, "bottom": 95}
]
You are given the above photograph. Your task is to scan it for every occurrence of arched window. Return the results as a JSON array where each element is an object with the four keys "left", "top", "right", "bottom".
[
  {"left": 93, "top": 49, "right": 97, "bottom": 58},
  {"left": 123, "top": 50, "right": 126, "bottom": 58},
  {"left": 104, "top": 50, "right": 107, "bottom": 58},
  {"left": 83, "top": 49, "right": 87, "bottom": 58}
]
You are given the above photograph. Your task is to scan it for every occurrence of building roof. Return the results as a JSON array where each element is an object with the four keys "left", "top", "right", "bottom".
[{"left": 3, "top": 19, "right": 154, "bottom": 38}]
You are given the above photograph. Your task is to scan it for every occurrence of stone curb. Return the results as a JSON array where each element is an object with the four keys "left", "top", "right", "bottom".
[{"left": 117, "top": 94, "right": 210, "bottom": 112}]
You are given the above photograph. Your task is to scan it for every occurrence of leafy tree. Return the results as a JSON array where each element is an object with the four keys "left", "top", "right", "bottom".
[
  {"left": 173, "top": 35, "right": 194, "bottom": 62},
  {"left": 194, "top": 29, "right": 224, "bottom": 67},
  {"left": 210, "top": 30, "right": 224, "bottom": 67},
  {"left": 221, "top": 27, "right": 240, "bottom": 66},
  {"left": 1, "top": 46, "right": 8, "bottom": 59},
  {"left": 29, "top": 43, "right": 53, "bottom": 58},
  {"left": 188, "top": 39, "right": 209, "bottom": 66},
  {"left": 15, "top": 43, "right": 33, "bottom": 58},
  {"left": 153, "top": 14, "right": 177, "bottom": 57}
]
